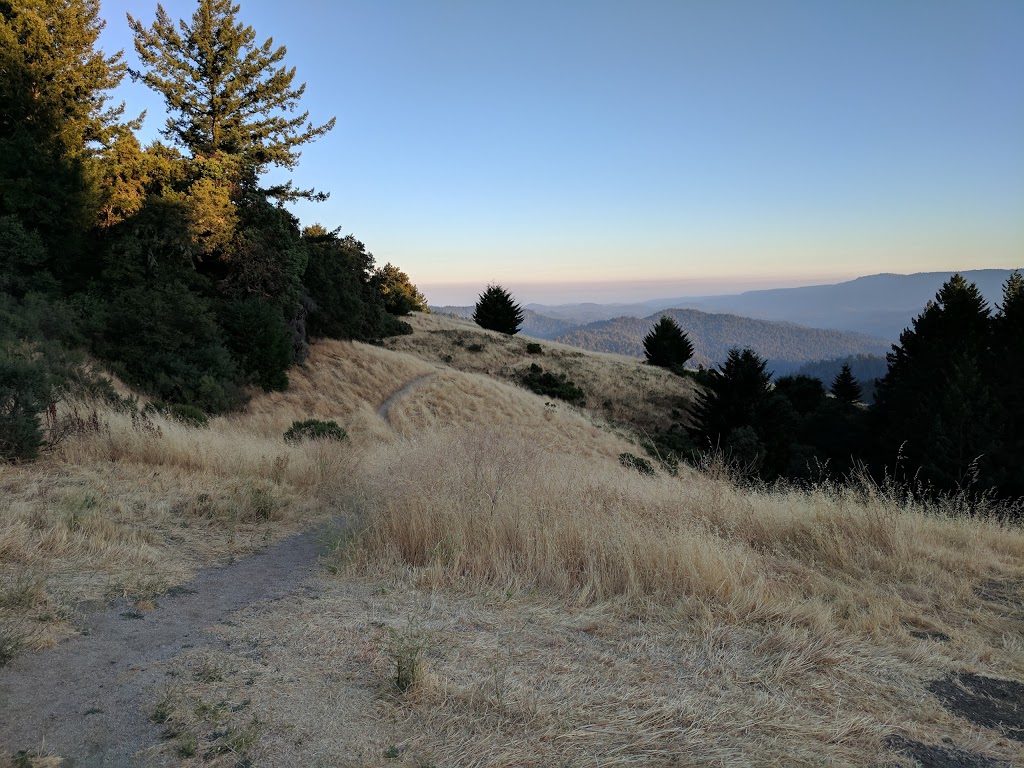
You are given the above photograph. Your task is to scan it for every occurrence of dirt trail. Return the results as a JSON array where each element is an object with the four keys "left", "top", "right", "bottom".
[
  {"left": 376, "top": 373, "right": 436, "bottom": 423},
  {"left": 0, "top": 527, "right": 327, "bottom": 766}
]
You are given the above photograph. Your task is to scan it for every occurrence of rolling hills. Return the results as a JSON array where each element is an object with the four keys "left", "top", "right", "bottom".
[
  {"left": 525, "top": 268, "right": 1021, "bottom": 341},
  {"left": 554, "top": 308, "right": 892, "bottom": 374},
  {"left": 434, "top": 304, "right": 894, "bottom": 375}
]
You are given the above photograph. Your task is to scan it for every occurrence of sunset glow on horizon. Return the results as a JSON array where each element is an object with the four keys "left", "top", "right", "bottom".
[{"left": 98, "top": 0, "right": 1023, "bottom": 299}]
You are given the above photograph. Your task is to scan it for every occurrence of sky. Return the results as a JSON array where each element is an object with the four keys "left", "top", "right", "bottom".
[{"left": 97, "top": 0, "right": 1024, "bottom": 305}]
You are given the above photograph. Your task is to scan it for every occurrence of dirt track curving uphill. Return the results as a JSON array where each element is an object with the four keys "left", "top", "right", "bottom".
[{"left": 375, "top": 373, "right": 437, "bottom": 424}]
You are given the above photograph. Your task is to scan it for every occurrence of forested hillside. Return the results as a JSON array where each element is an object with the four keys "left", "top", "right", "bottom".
[
  {"left": 1, "top": 0, "right": 414, "bottom": 461},
  {"left": 555, "top": 309, "right": 891, "bottom": 371}
]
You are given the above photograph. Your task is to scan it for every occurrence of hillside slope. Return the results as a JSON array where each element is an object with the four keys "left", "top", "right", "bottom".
[
  {"left": 556, "top": 308, "right": 892, "bottom": 374},
  {"left": 2, "top": 321, "right": 1023, "bottom": 767},
  {"left": 383, "top": 312, "right": 696, "bottom": 434}
]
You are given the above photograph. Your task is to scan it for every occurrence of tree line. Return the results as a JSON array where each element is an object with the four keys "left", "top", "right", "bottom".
[
  {"left": 1, "top": 0, "right": 425, "bottom": 460},
  {"left": 641, "top": 275, "right": 1024, "bottom": 503}
]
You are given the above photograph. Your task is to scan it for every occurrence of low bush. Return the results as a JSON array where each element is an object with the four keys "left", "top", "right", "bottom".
[
  {"left": 284, "top": 418, "right": 347, "bottom": 443},
  {"left": 146, "top": 401, "right": 209, "bottom": 428},
  {"left": 519, "top": 364, "right": 585, "bottom": 405},
  {"left": 526, "top": 342, "right": 543, "bottom": 354},
  {"left": 619, "top": 452, "right": 656, "bottom": 475}
]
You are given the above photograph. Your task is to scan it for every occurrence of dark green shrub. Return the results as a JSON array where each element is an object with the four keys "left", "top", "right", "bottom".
[
  {"left": 94, "top": 284, "right": 245, "bottom": 413},
  {"left": 370, "top": 263, "right": 428, "bottom": 315},
  {"left": 526, "top": 342, "right": 542, "bottom": 354},
  {"left": 619, "top": 453, "right": 656, "bottom": 475},
  {"left": 284, "top": 418, "right": 347, "bottom": 443},
  {"left": 520, "top": 364, "right": 585, "bottom": 405},
  {"left": 218, "top": 298, "right": 292, "bottom": 392},
  {"left": 0, "top": 358, "right": 48, "bottom": 462},
  {"left": 467, "top": 343, "right": 484, "bottom": 353},
  {"left": 145, "top": 401, "right": 209, "bottom": 428}
]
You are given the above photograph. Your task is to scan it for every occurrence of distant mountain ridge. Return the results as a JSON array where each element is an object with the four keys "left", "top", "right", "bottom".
[
  {"left": 554, "top": 309, "right": 891, "bottom": 374},
  {"left": 526, "top": 269, "right": 1021, "bottom": 341}
]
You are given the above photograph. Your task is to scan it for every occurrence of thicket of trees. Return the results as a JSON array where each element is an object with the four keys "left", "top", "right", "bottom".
[
  {"left": 678, "top": 272, "right": 1024, "bottom": 503},
  {"left": 1, "top": 0, "right": 419, "bottom": 460}
]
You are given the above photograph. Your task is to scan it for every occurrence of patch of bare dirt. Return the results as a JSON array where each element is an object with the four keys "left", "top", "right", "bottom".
[
  {"left": 927, "top": 673, "right": 1024, "bottom": 742},
  {"left": 887, "top": 735, "right": 1009, "bottom": 768}
]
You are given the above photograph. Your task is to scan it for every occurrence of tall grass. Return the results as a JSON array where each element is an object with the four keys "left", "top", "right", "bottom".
[{"left": 343, "top": 427, "right": 1024, "bottom": 636}]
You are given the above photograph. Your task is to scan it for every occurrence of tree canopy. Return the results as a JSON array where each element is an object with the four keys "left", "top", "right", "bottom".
[
  {"left": 642, "top": 316, "right": 694, "bottom": 371},
  {"left": 474, "top": 284, "right": 523, "bottom": 335},
  {"left": 372, "top": 263, "right": 429, "bottom": 316},
  {"left": 127, "top": 0, "right": 334, "bottom": 192},
  {"left": 0, "top": 0, "right": 418, "bottom": 460},
  {"left": 830, "top": 364, "right": 862, "bottom": 403},
  {"left": 873, "top": 274, "right": 995, "bottom": 489}
]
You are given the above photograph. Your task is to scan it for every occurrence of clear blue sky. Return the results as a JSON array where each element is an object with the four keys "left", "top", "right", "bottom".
[{"left": 99, "top": 0, "right": 1024, "bottom": 304}]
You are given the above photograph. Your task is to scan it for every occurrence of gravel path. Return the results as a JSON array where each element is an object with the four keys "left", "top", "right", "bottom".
[
  {"left": 376, "top": 373, "right": 436, "bottom": 423},
  {"left": 0, "top": 527, "right": 327, "bottom": 766}
]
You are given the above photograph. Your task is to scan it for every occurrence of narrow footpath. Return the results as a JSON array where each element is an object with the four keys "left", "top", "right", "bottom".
[{"left": 0, "top": 528, "right": 325, "bottom": 765}]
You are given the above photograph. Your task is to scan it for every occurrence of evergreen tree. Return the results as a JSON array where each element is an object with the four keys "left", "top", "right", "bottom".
[
  {"left": 990, "top": 270, "right": 1024, "bottom": 498},
  {"left": 0, "top": 0, "right": 137, "bottom": 279},
  {"left": 474, "top": 284, "right": 523, "bottom": 335},
  {"left": 128, "top": 0, "right": 334, "bottom": 192},
  {"left": 690, "top": 349, "right": 781, "bottom": 471},
  {"left": 830, "top": 363, "right": 862, "bottom": 403},
  {"left": 872, "top": 274, "right": 996, "bottom": 490},
  {"left": 642, "top": 316, "right": 694, "bottom": 371},
  {"left": 371, "top": 263, "right": 428, "bottom": 315},
  {"left": 302, "top": 227, "right": 411, "bottom": 341},
  {"left": 774, "top": 375, "right": 826, "bottom": 416}
]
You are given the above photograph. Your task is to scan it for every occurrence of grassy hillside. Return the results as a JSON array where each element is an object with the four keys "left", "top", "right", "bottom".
[
  {"left": 556, "top": 308, "right": 892, "bottom": 372},
  {"left": 382, "top": 312, "right": 696, "bottom": 435},
  {"left": 2, "top": 314, "right": 1023, "bottom": 766},
  {"left": 432, "top": 305, "right": 581, "bottom": 339}
]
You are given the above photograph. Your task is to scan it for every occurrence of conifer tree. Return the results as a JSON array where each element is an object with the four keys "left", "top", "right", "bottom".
[
  {"left": 690, "top": 348, "right": 773, "bottom": 451},
  {"left": 990, "top": 270, "right": 1024, "bottom": 497},
  {"left": 872, "top": 274, "right": 996, "bottom": 490},
  {"left": 128, "top": 0, "right": 334, "bottom": 194},
  {"left": 830, "top": 363, "right": 862, "bottom": 403},
  {"left": 643, "top": 316, "right": 694, "bottom": 371},
  {"left": 473, "top": 284, "right": 523, "bottom": 335},
  {"left": 0, "top": 0, "right": 137, "bottom": 276}
]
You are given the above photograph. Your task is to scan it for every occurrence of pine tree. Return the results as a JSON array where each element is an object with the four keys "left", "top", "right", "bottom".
[
  {"left": 990, "top": 270, "right": 1024, "bottom": 498},
  {"left": 872, "top": 274, "right": 996, "bottom": 490},
  {"left": 0, "top": 0, "right": 137, "bottom": 278},
  {"left": 689, "top": 348, "right": 773, "bottom": 456},
  {"left": 830, "top": 364, "right": 862, "bottom": 403},
  {"left": 474, "top": 284, "right": 523, "bottom": 335},
  {"left": 128, "top": 0, "right": 335, "bottom": 192},
  {"left": 642, "top": 316, "right": 694, "bottom": 371}
]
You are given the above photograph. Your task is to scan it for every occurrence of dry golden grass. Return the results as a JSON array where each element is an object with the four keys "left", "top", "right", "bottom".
[
  {"left": 383, "top": 312, "right": 696, "bottom": 433},
  {"left": 0, "top": 334, "right": 644, "bottom": 651},
  {"left": 4, "top": 326, "right": 1024, "bottom": 766},
  {"left": 0, "top": 402, "right": 353, "bottom": 650}
]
